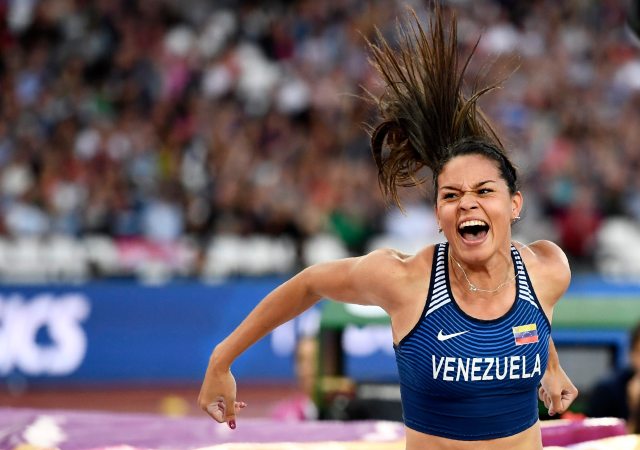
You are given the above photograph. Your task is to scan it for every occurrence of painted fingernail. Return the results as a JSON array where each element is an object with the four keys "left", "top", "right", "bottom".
[{"left": 229, "top": 420, "right": 236, "bottom": 429}]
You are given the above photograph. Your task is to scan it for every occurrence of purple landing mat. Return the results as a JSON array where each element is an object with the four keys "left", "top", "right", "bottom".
[
  {"left": 0, "top": 408, "right": 405, "bottom": 450},
  {"left": 541, "top": 418, "right": 628, "bottom": 447},
  {"left": 0, "top": 408, "right": 629, "bottom": 450}
]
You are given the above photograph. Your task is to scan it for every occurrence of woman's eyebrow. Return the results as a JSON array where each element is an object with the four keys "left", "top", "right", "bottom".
[{"left": 439, "top": 180, "right": 497, "bottom": 191}]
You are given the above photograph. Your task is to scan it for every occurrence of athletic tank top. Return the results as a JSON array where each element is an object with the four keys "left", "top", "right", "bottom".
[{"left": 394, "top": 242, "right": 551, "bottom": 440}]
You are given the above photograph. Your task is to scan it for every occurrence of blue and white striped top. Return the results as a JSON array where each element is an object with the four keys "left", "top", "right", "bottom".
[{"left": 394, "top": 242, "right": 551, "bottom": 440}]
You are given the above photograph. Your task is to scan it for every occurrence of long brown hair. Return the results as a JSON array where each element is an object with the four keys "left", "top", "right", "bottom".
[{"left": 367, "top": 4, "right": 513, "bottom": 207}]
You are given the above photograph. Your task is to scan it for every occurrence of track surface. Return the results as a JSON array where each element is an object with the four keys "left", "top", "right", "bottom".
[{"left": 0, "top": 384, "right": 296, "bottom": 418}]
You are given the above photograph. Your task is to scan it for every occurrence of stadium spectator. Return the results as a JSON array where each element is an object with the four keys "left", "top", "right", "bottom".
[
  {"left": 0, "top": 0, "right": 639, "bottom": 276},
  {"left": 587, "top": 321, "right": 640, "bottom": 433}
]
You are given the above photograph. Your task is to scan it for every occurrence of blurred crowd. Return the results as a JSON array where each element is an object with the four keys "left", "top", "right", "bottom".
[{"left": 1, "top": 0, "right": 640, "bottom": 271}]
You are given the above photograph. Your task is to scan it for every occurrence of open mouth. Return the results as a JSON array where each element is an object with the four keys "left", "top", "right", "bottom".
[{"left": 458, "top": 220, "right": 490, "bottom": 242}]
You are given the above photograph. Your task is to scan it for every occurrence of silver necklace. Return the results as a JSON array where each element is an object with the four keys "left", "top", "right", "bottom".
[{"left": 450, "top": 254, "right": 522, "bottom": 294}]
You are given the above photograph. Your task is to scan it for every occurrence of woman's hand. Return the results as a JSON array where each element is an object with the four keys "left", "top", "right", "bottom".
[
  {"left": 198, "top": 357, "right": 246, "bottom": 429},
  {"left": 538, "top": 364, "right": 579, "bottom": 417}
]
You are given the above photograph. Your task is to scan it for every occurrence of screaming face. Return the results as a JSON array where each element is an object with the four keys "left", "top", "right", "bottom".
[{"left": 436, "top": 154, "right": 522, "bottom": 263}]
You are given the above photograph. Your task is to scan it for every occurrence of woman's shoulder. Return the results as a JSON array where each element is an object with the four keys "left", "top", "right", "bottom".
[
  {"left": 361, "top": 244, "right": 437, "bottom": 277},
  {"left": 513, "top": 239, "right": 571, "bottom": 306},
  {"left": 357, "top": 244, "right": 437, "bottom": 312},
  {"left": 514, "top": 240, "right": 569, "bottom": 269},
  {"left": 355, "top": 245, "right": 437, "bottom": 298}
]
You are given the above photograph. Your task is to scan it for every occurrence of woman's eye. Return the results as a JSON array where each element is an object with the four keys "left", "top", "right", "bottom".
[
  {"left": 442, "top": 193, "right": 457, "bottom": 199},
  {"left": 478, "top": 188, "right": 493, "bottom": 195}
]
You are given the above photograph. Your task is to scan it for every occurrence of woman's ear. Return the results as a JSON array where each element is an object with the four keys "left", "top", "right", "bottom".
[
  {"left": 511, "top": 191, "right": 523, "bottom": 221},
  {"left": 434, "top": 204, "right": 442, "bottom": 232}
]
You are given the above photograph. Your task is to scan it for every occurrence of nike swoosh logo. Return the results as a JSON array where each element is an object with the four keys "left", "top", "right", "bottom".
[{"left": 437, "top": 330, "right": 469, "bottom": 341}]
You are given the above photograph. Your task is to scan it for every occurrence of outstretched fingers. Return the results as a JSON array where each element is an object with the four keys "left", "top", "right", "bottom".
[{"left": 204, "top": 397, "right": 247, "bottom": 429}]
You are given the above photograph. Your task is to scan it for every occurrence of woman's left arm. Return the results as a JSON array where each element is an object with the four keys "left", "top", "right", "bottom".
[
  {"left": 539, "top": 338, "right": 579, "bottom": 416},
  {"left": 522, "top": 240, "right": 578, "bottom": 416}
]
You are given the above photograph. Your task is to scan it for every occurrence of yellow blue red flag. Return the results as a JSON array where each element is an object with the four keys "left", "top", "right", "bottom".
[{"left": 513, "top": 324, "right": 538, "bottom": 346}]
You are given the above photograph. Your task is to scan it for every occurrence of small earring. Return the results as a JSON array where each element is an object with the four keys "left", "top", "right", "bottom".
[
  {"left": 511, "top": 215, "right": 521, "bottom": 224},
  {"left": 438, "top": 227, "right": 442, "bottom": 233}
]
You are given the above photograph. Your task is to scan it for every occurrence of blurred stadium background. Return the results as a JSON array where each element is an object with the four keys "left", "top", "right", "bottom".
[{"left": 1, "top": 0, "right": 640, "bottom": 428}]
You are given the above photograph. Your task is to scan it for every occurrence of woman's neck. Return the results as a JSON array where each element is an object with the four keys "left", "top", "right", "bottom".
[{"left": 449, "top": 246, "right": 516, "bottom": 295}]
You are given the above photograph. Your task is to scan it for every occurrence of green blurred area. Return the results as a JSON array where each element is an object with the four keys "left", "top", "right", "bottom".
[{"left": 320, "top": 297, "right": 640, "bottom": 330}]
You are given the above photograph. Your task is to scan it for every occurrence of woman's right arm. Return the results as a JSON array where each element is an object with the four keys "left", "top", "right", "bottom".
[{"left": 198, "top": 249, "right": 407, "bottom": 427}]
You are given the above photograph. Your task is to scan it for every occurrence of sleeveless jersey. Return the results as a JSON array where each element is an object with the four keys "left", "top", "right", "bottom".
[{"left": 394, "top": 242, "right": 551, "bottom": 440}]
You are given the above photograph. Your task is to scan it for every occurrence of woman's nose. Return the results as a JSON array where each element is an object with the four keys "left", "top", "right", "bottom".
[{"left": 459, "top": 193, "right": 478, "bottom": 210}]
